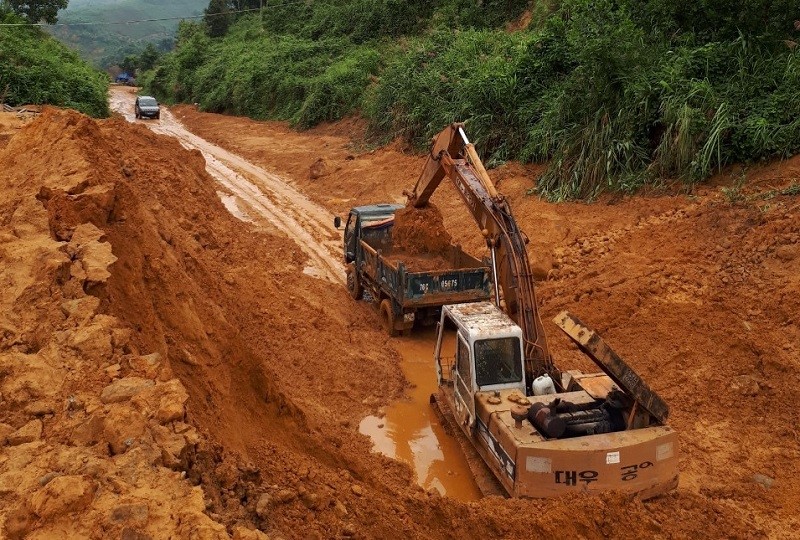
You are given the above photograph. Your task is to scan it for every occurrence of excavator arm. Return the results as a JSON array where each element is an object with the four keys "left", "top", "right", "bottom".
[{"left": 407, "top": 123, "right": 554, "bottom": 379}]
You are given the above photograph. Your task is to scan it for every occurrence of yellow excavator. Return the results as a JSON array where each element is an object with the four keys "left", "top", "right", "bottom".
[{"left": 409, "top": 124, "right": 678, "bottom": 498}]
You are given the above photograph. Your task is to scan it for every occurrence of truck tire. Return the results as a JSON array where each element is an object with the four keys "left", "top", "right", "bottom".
[
  {"left": 346, "top": 263, "right": 362, "bottom": 300},
  {"left": 379, "top": 299, "right": 399, "bottom": 337}
]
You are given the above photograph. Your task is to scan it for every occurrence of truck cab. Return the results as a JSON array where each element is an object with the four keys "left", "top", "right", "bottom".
[{"left": 341, "top": 204, "right": 402, "bottom": 264}]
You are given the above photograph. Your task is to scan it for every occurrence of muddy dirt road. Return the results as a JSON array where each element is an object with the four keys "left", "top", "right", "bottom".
[
  {"left": 1, "top": 94, "right": 798, "bottom": 539},
  {"left": 109, "top": 88, "right": 343, "bottom": 284}
]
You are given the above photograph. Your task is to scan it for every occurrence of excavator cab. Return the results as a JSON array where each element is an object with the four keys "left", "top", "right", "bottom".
[{"left": 434, "top": 302, "right": 526, "bottom": 429}]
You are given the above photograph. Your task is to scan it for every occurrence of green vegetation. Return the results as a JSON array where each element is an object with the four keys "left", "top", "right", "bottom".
[
  {"left": 143, "top": 0, "right": 800, "bottom": 199},
  {"left": 141, "top": 18, "right": 380, "bottom": 128},
  {"left": 0, "top": 9, "right": 109, "bottom": 117}
]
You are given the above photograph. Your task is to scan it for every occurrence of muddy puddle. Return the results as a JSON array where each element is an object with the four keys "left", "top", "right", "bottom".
[{"left": 359, "top": 329, "right": 481, "bottom": 502}]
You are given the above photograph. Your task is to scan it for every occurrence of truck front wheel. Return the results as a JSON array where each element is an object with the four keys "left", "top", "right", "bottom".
[
  {"left": 379, "top": 299, "right": 399, "bottom": 337},
  {"left": 346, "top": 263, "right": 362, "bottom": 300}
]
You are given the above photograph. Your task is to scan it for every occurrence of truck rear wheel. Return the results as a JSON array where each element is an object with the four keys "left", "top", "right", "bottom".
[
  {"left": 379, "top": 299, "right": 398, "bottom": 337},
  {"left": 346, "top": 263, "right": 362, "bottom": 300}
]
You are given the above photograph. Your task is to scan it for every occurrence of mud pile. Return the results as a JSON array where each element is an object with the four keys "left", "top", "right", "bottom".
[
  {"left": 0, "top": 112, "right": 228, "bottom": 539},
  {"left": 1, "top": 109, "right": 421, "bottom": 539},
  {"left": 391, "top": 204, "right": 453, "bottom": 256},
  {"left": 385, "top": 204, "right": 457, "bottom": 271}
]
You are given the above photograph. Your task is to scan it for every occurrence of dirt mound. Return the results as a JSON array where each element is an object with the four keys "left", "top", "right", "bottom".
[
  {"left": 391, "top": 204, "right": 453, "bottom": 256},
  {"left": 1, "top": 108, "right": 414, "bottom": 539},
  {"left": 0, "top": 110, "right": 227, "bottom": 539}
]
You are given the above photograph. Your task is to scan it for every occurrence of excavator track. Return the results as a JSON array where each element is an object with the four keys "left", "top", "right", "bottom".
[{"left": 429, "top": 390, "right": 506, "bottom": 498}]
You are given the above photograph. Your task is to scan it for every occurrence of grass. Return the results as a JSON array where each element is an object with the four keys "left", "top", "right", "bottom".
[{"left": 142, "top": 0, "right": 800, "bottom": 200}]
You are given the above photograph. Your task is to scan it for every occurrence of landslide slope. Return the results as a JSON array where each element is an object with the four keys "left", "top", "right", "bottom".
[{"left": 0, "top": 108, "right": 783, "bottom": 538}]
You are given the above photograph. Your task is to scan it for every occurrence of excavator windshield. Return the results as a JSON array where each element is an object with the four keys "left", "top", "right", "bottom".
[{"left": 474, "top": 338, "right": 523, "bottom": 387}]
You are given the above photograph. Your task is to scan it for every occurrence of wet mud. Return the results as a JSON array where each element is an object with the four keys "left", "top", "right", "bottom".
[{"left": 358, "top": 330, "right": 481, "bottom": 502}]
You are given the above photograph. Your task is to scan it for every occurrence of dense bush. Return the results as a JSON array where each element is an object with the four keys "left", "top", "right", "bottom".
[
  {"left": 368, "top": 0, "right": 800, "bottom": 198},
  {"left": 0, "top": 10, "right": 109, "bottom": 117},
  {"left": 143, "top": 18, "right": 379, "bottom": 127},
  {"left": 145, "top": 0, "right": 800, "bottom": 198}
]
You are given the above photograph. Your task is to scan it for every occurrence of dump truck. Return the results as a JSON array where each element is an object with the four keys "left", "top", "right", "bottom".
[
  {"left": 403, "top": 123, "right": 679, "bottom": 499},
  {"left": 335, "top": 203, "right": 491, "bottom": 335}
]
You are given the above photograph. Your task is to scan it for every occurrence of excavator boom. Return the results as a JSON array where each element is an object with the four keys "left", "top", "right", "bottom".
[{"left": 408, "top": 123, "right": 553, "bottom": 378}]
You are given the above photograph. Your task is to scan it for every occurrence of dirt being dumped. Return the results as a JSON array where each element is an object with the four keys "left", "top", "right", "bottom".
[
  {"left": 384, "top": 204, "right": 458, "bottom": 272},
  {"left": 391, "top": 204, "right": 453, "bottom": 256}
]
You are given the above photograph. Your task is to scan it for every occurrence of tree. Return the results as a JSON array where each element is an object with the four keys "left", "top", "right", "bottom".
[
  {"left": 120, "top": 54, "right": 138, "bottom": 76},
  {"left": 138, "top": 43, "right": 160, "bottom": 71},
  {"left": 4, "top": 0, "right": 69, "bottom": 24},
  {"left": 204, "top": 0, "right": 232, "bottom": 38}
]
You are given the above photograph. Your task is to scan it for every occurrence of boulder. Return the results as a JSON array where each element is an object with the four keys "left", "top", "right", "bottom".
[
  {"left": 730, "top": 375, "right": 760, "bottom": 397},
  {"left": 309, "top": 158, "right": 330, "bottom": 179},
  {"left": 60, "top": 296, "right": 101, "bottom": 321},
  {"left": 69, "top": 322, "right": 113, "bottom": 362},
  {"left": 24, "top": 400, "right": 55, "bottom": 416},
  {"left": 7, "top": 419, "right": 43, "bottom": 446},
  {"left": 155, "top": 379, "right": 189, "bottom": 424},
  {"left": 255, "top": 493, "right": 272, "bottom": 519},
  {"left": 29, "top": 475, "right": 97, "bottom": 519},
  {"left": 102, "top": 405, "right": 148, "bottom": 455},
  {"left": 128, "top": 353, "right": 162, "bottom": 379},
  {"left": 101, "top": 377, "right": 155, "bottom": 404},
  {"left": 151, "top": 424, "right": 191, "bottom": 469},
  {"left": 111, "top": 503, "right": 150, "bottom": 526},
  {"left": 70, "top": 414, "right": 104, "bottom": 447}
]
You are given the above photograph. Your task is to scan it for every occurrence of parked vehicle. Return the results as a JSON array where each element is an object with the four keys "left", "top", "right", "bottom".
[{"left": 335, "top": 203, "right": 491, "bottom": 335}]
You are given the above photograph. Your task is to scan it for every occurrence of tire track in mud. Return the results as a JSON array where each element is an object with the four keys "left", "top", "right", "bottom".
[{"left": 109, "top": 89, "right": 344, "bottom": 284}]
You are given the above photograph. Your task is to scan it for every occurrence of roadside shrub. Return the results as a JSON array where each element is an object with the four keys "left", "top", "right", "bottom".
[
  {"left": 168, "top": 19, "right": 380, "bottom": 126},
  {"left": 144, "top": 0, "right": 800, "bottom": 199}
]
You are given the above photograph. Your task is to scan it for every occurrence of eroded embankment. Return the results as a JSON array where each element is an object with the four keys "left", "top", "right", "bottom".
[{"left": 0, "top": 109, "right": 781, "bottom": 539}]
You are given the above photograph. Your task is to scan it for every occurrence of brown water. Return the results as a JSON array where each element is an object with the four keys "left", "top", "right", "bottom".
[{"left": 358, "top": 329, "right": 481, "bottom": 502}]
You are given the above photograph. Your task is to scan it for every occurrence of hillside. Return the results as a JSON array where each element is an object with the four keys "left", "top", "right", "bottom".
[
  {"left": 142, "top": 0, "right": 800, "bottom": 199},
  {"left": 47, "top": 0, "right": 207, "bottom": 67},
  {"left": 0, "top": 10, "right": 108, "bottom": 117}
]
